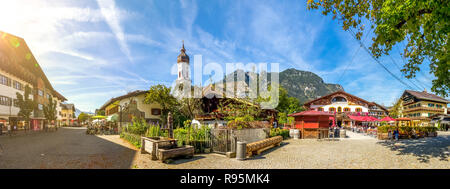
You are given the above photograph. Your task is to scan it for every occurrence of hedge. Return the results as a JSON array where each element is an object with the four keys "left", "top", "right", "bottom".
[
  {"left": 120, "top": 132, "right": 142, "bottom": 148},
  {"left": 377, "top": 126, "right": 438, "bottom": 134},
  {"left": 173, "top": 126, "right": 211, "bottom": 153},
  {"left": 270, "top": 128, "right": 290, "bottom": 139}
]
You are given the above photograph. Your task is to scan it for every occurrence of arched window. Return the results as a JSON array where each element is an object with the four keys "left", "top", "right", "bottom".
[
  {"left": 329, "top": 107, "right": 336, "bottom": 112},
  {"left": 355, "top": 108, "right": 362, "bottom": 112},
  {"left": 337, "top": 107, "right": 342, "bottom": 112},
  {"left": 344, "top": 107, "right": 350, "bottom": 112},
  {"left": 318, "top": 107, "right": 324, "bottom": 111},
  {"left": 332, "top": 96, "right": 347, "bottom": 103}
]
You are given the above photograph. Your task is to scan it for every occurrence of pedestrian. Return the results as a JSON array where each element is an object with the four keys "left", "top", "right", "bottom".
[
  {"left": 7, "top": 124, "right": 11, "bottom": 136},
  {"left": 0, "top": 123, "right": 3, "bottom": 135},
  {"left": 393, "top": 129, "right": 399, "bottom": 141},
  {"left": 388, "top": 129, "right": 392, "bottom": 140}
]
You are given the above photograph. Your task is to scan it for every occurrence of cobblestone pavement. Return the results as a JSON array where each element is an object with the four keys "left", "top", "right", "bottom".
[
  {"left": 134, "top": 131, "right": 450, "bottom": 169},
  {"left": 0, "top": 127, "right": 138, "bottom": 169},
  {"left": 1, "top": 128, "right": 448, "bottom": 169}
]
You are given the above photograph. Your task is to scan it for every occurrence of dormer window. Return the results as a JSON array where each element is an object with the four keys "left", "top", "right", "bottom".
[{"left": 332, "top": 96, "right": 347, "bottom": 103}]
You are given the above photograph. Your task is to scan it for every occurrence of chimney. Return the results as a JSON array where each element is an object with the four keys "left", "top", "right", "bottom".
[{"left": 423, "top": 88, "right": 427, "bottom": 93}]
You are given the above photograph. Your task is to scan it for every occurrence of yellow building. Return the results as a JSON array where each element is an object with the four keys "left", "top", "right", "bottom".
[
  {"left": 60, "top": 104, "right": 75, "bottom": 126},
  {"left": 399, "top": 90, "right": 449, "bottom": 126}
]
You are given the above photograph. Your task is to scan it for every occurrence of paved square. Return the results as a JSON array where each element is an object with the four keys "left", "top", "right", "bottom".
[{"left": 1, "top": 128, "right": 448, "bottom": 169}]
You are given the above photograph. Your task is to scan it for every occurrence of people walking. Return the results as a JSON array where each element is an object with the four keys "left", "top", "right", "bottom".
[
  {"left": 393, "top": 129, "right": 399, "bottom": 141},
  {"left": 0, "top": 123, "right": 3, "bottom": 135},
  {"left": 388, "top": 129, "right": 392, "bottom": 140},
  {"left": 7, "top": 124, "right": 11, "bottom": 136}
]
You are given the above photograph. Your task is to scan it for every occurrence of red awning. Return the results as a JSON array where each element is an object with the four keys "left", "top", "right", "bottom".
[
  {"left": 288, "top": 110, "right": 333, "bottom": 117},
  {"left": 348, "top": 115, "right": 364, "bottom": 121},
  {"left": 348, "top": 115, "right": 379, "bottom": 122},
  {"left": 380, "top": 116, "right": 396, "bottom": 122},
  {"left": 367, "top": 116, "right": 380, "bottom": 122}
]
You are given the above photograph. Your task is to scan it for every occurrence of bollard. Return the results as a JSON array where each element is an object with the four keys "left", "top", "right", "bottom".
[{"left": 236, "top": 141, "right": 247, "bottom": 161}]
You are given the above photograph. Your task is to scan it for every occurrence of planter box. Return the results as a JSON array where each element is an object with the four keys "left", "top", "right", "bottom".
[
  {"left": 157, "top": 145, "right": 194, "bottom": 162},
  {"left": 377, "top": 133, "right": 389, "bottom": 140},
  {"left": 141, "top": 137, "right": 177, "bottom": 160}
]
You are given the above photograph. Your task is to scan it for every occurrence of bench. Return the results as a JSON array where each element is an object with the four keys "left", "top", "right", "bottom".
[{"left": 246, "top": 136, "right": 283, "bottom": 157}]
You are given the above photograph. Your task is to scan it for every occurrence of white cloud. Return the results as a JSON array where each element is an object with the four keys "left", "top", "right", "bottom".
[{"left": 96, "top": 0, "right": 133, "bottom": 62}]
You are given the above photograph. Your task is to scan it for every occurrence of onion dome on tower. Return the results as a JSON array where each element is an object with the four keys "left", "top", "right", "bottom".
[{"left": 177, "top": 41, "right": 189, "bottom": 64}]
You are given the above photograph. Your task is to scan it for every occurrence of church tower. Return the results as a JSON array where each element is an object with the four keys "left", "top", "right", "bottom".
[
  {"left": 174, "top": 41, "right": 191, "bottom": 98},
  {"left": 177, "top": 41, "right": 191, "bottom": 83}
]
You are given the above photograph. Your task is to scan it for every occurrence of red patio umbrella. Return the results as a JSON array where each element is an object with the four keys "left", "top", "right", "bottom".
[
  {"left": 368, "top": 116, "right": 380, "bottom": 122},
  {"left": 380, "top": 116, "right": 395, "bottom": 122}
]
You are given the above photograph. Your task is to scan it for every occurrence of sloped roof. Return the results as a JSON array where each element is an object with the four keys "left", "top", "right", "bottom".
[
  {"left": 404, "top": 90, "right": 449, "bottom": 104},
  {"left": 99, "top": 90, "right": 147, "bottom": 110},
  {"left": 61, "top": 103, "right": 75, "bottom": 111},
  {"left": 0, "top": 31, "right": 67, "bottom": 102},
  {"left": 369, "top": 102, "right": 389, "bottom": 112},
  {"left": 53, "top": 90, "right": 67, "bottom": 101},
  {"left": 0, "top": 31, "right": 54, "bottom": 91},
  {"left": 303, "top": 90, "right": 371, "bottom": 106},
  {"left": 288, "top": 110, "right": 333, "bottom": 117}
]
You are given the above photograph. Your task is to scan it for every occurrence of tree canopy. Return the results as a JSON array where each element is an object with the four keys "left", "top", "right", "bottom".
[
  {"left": 78, "top": 112, "right": 91, "bottom": 123},
  {"left": 16, "top": 85, "right": 36, "bottom": 126},
  {"left": 275, "top": 86, "right": 304, "bottom": 125},
  {"left": 43, "top": 96, "right": 57, "bottom": 124},
  {"left": 144, "top": 84, "right": 178, "bottom": 125},
  {"left": 308, "top": 0, "right": 449, "bottom": 96}
]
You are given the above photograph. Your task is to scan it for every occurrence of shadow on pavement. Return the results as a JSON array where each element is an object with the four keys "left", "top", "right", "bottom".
[
  {"left": 377, "top": 135, "right": 449, "bottom": 163},
  {"left": 0, "top": 127, "right": 137, "bottom": 169},
  {"left": 167, "top": 155, "right": 206, "bottom": 165},
  {"left": 245, "top": 141, "right": 289, "bottom": 161}
]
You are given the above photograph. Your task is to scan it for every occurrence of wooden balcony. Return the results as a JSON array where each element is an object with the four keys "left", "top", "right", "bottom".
[{"left": 402, "top": 107, "right": 444, "bottom": 113}]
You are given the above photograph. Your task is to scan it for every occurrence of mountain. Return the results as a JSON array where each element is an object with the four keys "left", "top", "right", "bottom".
[
  {"left": 278, "top": 68, "right": 344, "bottom": 103},
  {"left": 218, "top": 68, "right": 343, "bottom": 103},
  {"left": 75, "top": 108, "right": 94, "bottom": 117}
]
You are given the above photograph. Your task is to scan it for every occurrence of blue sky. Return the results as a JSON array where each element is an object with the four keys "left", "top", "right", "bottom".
[{"left": 0, "top": 0, "right": 436, "bottom": 112}]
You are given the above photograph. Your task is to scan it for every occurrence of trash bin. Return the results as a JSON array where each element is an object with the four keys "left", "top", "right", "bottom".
[
  {"left": 292, "top": 129, "right": 300, "bottom": 139},
  {"left": 236, "top": 141, "right": 247, "bottom": 161}
]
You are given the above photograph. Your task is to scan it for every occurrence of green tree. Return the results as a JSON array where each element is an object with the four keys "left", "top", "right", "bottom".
[
  {"left": 144, "top": 84, "right": 178, "bottom": 125},
  {"left": 178, "top": 97, "right": 204, "bottom": 120},
  {"left": 43, "top": 96, "right": 57, "bottom": 131},
  {"left": 78, "top": 112, "right": 90, "bottom": 123},
  {"left": 96, "top": 109, "right": 105, "bottom": 116},
  {"left": 217, "top": 98, "right": 262, "bottom": 121},
  {"left": 389, "top": 98, "right": 403, "bottom": 118},
  {"left": 308, "top": 0, "right": 449, "bottom": 97},
  {"left": 16, "top": 85, "right": 36, "bottom": 131},
  {"left": 275, "top": 86, "right": 304, "bottom": 125}
]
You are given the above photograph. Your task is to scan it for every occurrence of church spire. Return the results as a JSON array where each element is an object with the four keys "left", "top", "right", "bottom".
[{"left": 177, "top": 40, "right": 189, "bottom": 64}]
